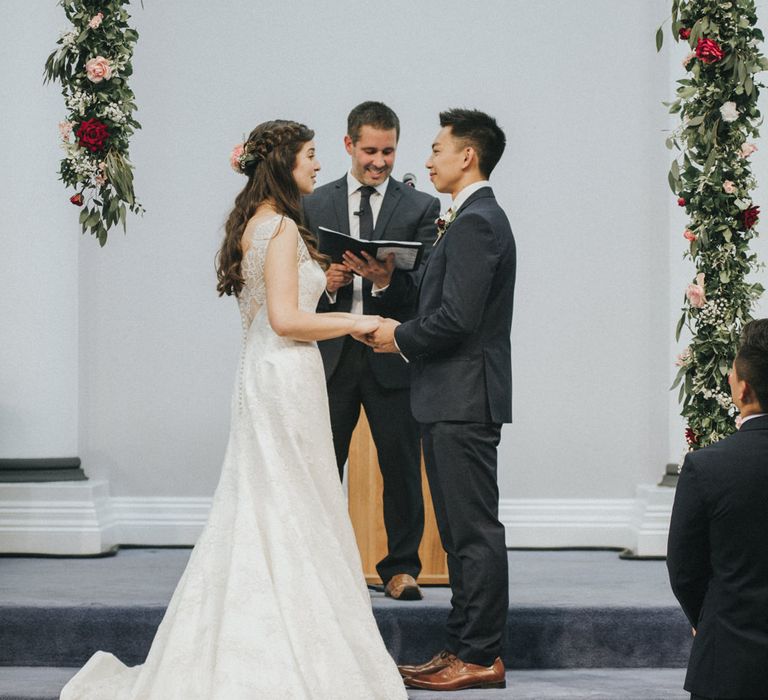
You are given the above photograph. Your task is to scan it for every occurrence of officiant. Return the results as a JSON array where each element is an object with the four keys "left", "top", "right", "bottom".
[{"left": 302, "top": 101, "right": 439, "bottom": 600}]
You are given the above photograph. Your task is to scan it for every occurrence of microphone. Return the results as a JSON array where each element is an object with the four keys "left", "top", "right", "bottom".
[{"left": 402, "top": 173, "right": 417, "bottom": 188}]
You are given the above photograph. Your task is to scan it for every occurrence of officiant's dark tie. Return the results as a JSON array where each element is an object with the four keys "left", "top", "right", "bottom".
[{"left": 358, "top": 185, "right": 376, "bottom": 239}]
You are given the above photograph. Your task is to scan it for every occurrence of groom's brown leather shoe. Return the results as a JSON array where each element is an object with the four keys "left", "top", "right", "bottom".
[
  {"left": 397, "top": 650, "right": 456, "bottom": 678},
  {"left": 384, "top": 574, "right": 422, "bottom": 600},
  {"left": 404, "top": 656, "right": 506, "bottom": 691}
]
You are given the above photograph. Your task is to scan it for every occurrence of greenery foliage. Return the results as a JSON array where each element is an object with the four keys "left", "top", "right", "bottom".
[
  {"left": 658, "top": 0, "right": 766, "bottom": 448},
  {"left": 44, "top": 0, "right": 142, "bottom": 246}
]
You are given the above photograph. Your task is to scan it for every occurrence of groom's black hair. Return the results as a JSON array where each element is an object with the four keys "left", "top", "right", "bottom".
[
  {"left": 347, "top": 101, "right": 400, "bottom": 143},
  {"left": 736, "top": 319, "right": 768, "bottom": 410},
  {"left": 440, "top": 108, "right": 506, "bottom": 178}
]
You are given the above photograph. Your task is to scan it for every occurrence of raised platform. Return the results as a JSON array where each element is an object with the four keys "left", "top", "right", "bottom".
[{"left": 0, "top": 549, "right": 691, "bottom": 698}]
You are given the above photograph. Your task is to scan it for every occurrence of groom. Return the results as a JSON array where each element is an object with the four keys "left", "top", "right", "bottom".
[{"left": 363, "top": 109, "right": 515, "bottom": 691}]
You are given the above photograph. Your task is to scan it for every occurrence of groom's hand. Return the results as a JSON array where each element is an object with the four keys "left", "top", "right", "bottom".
[{"left": 370, "top": 318, "right": 401, "bottom": 353}]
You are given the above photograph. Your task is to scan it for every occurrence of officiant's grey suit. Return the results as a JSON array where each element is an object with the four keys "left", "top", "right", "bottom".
[
  {"left": 395, "top": 186, "right": 516, "bottom": 666},
  {"left": 303, "top": 175, "right": 439, "bottom": 586}
]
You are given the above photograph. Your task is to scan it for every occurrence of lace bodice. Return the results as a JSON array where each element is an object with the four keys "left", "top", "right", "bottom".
[{"left": 237, "top": 214, "right": 326, "bottom": 331}]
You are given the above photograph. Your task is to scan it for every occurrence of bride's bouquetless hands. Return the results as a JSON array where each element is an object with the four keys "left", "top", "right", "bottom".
[{"left": 351, "top": 315, "right": 381, "bottom": 341}]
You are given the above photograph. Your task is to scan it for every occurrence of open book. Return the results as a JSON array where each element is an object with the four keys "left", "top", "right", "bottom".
[{"left": 317, "top": 226, "right": 424, "bottom": 272}]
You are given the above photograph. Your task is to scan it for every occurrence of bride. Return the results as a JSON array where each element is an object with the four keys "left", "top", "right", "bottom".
[{"left": 60, "top": 120, "right": 408, "bottom": 699}]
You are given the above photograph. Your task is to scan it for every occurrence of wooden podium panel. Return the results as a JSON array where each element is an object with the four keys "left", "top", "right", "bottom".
[{"left": 347, "top": 409, "right": 448, "bottom": 585}]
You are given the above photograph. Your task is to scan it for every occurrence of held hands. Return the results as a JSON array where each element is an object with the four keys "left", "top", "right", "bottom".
[
  {"left": 351, "top": 316, "right": 401, "bottom": 353},
  {"left": 342, "top": 250, "right": 395, "bottom": 289}
]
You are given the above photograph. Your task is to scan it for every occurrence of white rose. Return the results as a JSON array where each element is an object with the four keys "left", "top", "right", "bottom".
[{"left": 719, "top": 101, "right": 739, "bottom": 123}]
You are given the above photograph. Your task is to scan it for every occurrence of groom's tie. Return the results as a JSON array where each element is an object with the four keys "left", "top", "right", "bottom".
[{"left": 358, "top": 185, "right": 376, "bottom": 239}]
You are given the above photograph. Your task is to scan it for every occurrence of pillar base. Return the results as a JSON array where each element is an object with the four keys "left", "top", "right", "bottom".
[{"left": 0, "top": 480, "right": 116, "bottom": 555}]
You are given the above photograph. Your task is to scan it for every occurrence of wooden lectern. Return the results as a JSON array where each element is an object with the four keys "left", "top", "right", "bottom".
[{"left": 347, "top": 410, "right": 448, "bottom": 585}]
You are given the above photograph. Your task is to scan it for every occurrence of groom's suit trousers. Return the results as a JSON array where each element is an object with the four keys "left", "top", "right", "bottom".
[{"left": 421, "top": 420, "right": 508, "bottom": 666}]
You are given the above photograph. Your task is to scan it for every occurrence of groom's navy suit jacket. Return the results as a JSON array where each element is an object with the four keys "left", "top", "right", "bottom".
[
  {"left": 667, "top": 414, "right": 768, "bottom": 699},
  {"left": 395, "top": 187, "right": 516, "bottom": 424},
  {"left": 303, "top": 175, "right": 439, "bottom": 388}
]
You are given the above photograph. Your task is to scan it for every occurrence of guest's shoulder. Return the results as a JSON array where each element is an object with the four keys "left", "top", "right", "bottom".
[{"left": 684, "top": 429, "right": 745, "bottom": 473}]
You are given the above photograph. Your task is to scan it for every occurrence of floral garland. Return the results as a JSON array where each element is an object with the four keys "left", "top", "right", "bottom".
[
  {"left": 44, "top": 1, "right": 142, "bottom": 246},
  {"left": 657, "top": 0, "right": 767, "bottom": 450}
]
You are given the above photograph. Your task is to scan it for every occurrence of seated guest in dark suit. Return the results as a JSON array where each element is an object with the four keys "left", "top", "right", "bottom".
[{"left": 667, "top": 318, "right": 768, "bottom": 700}]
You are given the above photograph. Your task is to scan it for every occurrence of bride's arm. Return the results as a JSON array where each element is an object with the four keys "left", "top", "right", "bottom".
[{"left": 264, "top": 219, "right": 376, "bottom": 342}]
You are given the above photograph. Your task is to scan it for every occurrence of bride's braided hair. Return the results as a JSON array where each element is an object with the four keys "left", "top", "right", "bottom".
[{"left": 216, "top": 120, "right": 327, "bottom": 297}]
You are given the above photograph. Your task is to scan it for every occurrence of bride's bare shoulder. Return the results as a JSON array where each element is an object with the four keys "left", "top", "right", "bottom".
[{"left": 241, "top": 209, "right": 297, "bottom": 252}]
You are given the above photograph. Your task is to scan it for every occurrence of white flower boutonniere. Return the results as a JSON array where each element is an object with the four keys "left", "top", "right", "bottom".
[{"left": 434, "top": 207, "right": 457, "bottom": 246}]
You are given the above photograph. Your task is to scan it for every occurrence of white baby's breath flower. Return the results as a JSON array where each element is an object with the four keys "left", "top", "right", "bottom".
[{"left": 719, "top": 101, "right": 740, "bottom": 122}]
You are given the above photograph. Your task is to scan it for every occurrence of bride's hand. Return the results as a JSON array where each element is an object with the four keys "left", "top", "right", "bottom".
[{"left": 351, "top": 315, "right": 381, "bottom": 338}]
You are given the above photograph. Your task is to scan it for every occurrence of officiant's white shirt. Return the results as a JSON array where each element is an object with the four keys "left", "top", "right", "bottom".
[{"left": 325, "top": 171, "right": 389, "bottom": 311}]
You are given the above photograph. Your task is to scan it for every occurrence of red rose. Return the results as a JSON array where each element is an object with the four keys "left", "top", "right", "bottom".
[
  {"left": 743, "top": 206, "right": 760, "bottom": 230},
  {"left": 696, "top": 38, "right": 725, "bottom": 64},
  {"left": 76, "top": 118, "right": 109, "bottom": 153},
  {"left": 70, "top": 193, "right": 84, "bottom": 206},
  {"left": 679, "top": 27, "right": 691, "bottom": 40},
  {"left": 685, "top": 427, "right": 698, "bottom": 446},
  {"left": 678, "top": 197, "right": 686, "bottom": 206}
]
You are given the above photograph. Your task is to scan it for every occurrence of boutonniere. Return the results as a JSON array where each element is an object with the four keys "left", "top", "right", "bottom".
[{"left": 434, "top": 207, "right": 457, "bottom": 245}]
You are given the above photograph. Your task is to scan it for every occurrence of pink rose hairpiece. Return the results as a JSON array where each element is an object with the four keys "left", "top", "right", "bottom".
[{"left": 229, "top": 141, "right": 260, "bottom": 175}]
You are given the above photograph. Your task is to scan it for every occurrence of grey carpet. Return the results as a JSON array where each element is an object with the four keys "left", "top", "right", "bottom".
[
  {"left": 0, "top": 549, "right": 692, "bottom": 670},
  {"left": 0, "top": 667, "right": 689, "bottom": 700}
]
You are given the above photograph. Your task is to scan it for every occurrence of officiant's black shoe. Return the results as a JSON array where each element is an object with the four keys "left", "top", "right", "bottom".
[
  {"left": 384, "top": 574, "right": 422, "bottom": 601},
  {"left": 404, "top": 657, "right": 506, "bottom": 691},
  {"left": 398, "top": 650, "right": 456, "bottom": 679}
]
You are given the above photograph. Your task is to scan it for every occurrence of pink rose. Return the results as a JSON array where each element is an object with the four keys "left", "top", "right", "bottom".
[
  {"left": 230, "top": 144, "right": 244, "bottom": 172},
  {"left": 85, "top": 56, "right": 112, "bottom": 83},
  {"left": 58, "top": 120, "right": 73, "bottom": 141},
  {"left": 683, "top": 229, "right": 697, "bottom": 242},
  {"left": 685, "top": 273, "right": 706, "bottom": 309},
  {"left": 676, "top": 347, "right": 692, "bottom": 366},
  {"left": 740, "top": 142, "right": 758, "bottom": 158},
  {"left": 682, "top": 52, "right": 696, "bottom": 68},
  {"left": 88, "top": 12, "right": 104, "bottom": 29},
  {"left": 723, "top": 180, "right": 736, "bottom": 194}
]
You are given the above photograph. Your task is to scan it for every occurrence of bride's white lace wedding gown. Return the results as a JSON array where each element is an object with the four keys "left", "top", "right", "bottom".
[{"left": 60, "top": 215, "right": 408, "bottom": 700}]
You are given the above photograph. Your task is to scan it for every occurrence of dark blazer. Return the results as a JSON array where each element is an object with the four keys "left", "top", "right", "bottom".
[
  {"left": 395, "top": 187, "right": 515, "bottom": 424},
  {"left": 667, "top": 414, "right": 768, "bottom": 698},
  {"left": 303, "top": 175, "right": 439, "bottom": 388}
]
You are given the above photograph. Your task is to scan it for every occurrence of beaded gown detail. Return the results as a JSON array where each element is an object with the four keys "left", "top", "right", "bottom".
[{"left": 60, "top": 215, "right": 407, "bottom": 699}]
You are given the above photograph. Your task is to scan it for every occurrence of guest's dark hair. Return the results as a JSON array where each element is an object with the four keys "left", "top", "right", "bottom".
[
  {"left": 216, "top": 120, "right": 326, "bottom": 297},
  {"left": 439, "top": 108, "right": 506, "bottom": 178},
  {"left": 735, "top": 319, "right": 768, "bottom": 410},
  {"left": 347, "top": 101, "right": 400, "bottom": 143}
]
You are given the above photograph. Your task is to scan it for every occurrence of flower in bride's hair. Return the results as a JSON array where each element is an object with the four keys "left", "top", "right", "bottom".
[
  {"left": 685, "top": 272, "right": 706, "bottom": 309},
  {"left": 230, "top": 144, "right": 245, "bottom": 173},
  {"left": 719, "top": 101, "right": 739, "bottom": 123}
]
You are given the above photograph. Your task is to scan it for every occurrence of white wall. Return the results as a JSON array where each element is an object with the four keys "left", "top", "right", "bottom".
[
  {"left": 0, "top": 4, "right": 79, "bottom": 457},
  {"left": 3, "top": 1, "right": 767, "bottom": 539}
]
